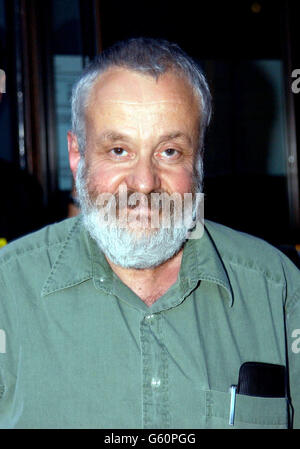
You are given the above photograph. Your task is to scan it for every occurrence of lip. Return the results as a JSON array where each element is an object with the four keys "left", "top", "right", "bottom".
[{"left": 126, "top": 206, "right": 158, "bottom": 217}]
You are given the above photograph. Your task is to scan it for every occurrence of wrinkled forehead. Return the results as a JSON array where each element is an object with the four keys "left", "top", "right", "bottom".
[{"left": 86, "top": 67, "right": 201, "bottom": 113}]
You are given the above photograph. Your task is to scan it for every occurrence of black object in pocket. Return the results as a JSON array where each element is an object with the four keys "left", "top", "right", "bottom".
[{"left": 237, "top": 362, "right": 286, "bottom": 398}]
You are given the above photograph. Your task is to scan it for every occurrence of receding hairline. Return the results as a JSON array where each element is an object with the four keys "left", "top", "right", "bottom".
[
  {"left": 84, "top": 65, "right": 204, "bottom": 119},
  {"left": 95, "top": 129, "right": 194, "bottom": 147}
]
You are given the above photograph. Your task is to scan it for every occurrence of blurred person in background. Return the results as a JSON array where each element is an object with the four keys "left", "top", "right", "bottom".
[{"left": 0, "top": 46, "right": 45, "bottom": 245}]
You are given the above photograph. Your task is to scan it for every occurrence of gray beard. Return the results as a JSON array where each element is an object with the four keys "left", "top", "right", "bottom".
[{"left": 75, "top": 157, "right": 202, "bottom": 269}]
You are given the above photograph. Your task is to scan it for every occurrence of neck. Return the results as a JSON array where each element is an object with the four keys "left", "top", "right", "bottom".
[{"left": 106, "top": 249, "right": 183, "bottom": 307}]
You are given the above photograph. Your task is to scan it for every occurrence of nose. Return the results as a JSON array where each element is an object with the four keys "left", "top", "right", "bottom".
[{"left": 125, "top": 157, "right": 161, "bottom": 194}]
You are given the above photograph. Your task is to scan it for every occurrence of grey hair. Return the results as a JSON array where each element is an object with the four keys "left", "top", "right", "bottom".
[{"left": 71, "top": 37, "right": 212, "bottom": 160}]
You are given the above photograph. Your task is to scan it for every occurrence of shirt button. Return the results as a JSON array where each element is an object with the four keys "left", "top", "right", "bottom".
[
  {"left": 99, "top": 277, "right": 105, "bottom": 283},
  {"left": 151, "top": 377, "right": 161, "bottom": 389},
  {"left": 145, "top": 314, "right": 155, "bottom": 321}
]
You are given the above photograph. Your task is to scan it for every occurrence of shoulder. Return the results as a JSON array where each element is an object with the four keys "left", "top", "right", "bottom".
[
  {"left": 204, "top": 220, "right": 300, "bottom": 283},
  {"left": 0, "top": 216, "right": 80, "bottom": 268},
  {"left": 205, "top": 220, "right": 281, "bottom": 258}
]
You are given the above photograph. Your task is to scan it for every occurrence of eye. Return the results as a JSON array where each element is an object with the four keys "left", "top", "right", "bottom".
[
  {"left": 110, "top": 147, "right": 128, "bottom": 157},
  {"left": 161, "top": 148, "right": 180, "bottom": 158}
]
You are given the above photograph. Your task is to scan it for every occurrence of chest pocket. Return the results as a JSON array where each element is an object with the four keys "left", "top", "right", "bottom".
[{"left": 205, "top": 389, "right": 289, "bottom": 429}]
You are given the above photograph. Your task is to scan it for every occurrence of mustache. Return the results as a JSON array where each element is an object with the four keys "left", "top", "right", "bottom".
[
  {"left": 91, "top": 188, "right": 199, "bottom": 214},
  {"left": 92, "top": 189, "right": 175, "bottom": 219},
  {"left": 115, "top": 189, "right": 169, "bottom": 210},
  {"left": 90, "top": 187, "right": 202, "bottom": 230}
]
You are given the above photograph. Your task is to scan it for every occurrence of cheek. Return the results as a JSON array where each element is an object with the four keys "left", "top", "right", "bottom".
[
  {"left": 164, "top": 168, "right": 194, "bottom": 194},
  {"left": 86, "top": 161, "right": 126, "bottom": 194}
]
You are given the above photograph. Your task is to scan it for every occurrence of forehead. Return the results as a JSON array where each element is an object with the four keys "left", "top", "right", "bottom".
[{"left": 86, "top": 67, "right": 199, "bottom": 113}]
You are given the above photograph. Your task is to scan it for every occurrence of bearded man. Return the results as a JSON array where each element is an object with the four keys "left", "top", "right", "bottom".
[{"left": 0, "top": 38, "right": 299, "bottom": 429}]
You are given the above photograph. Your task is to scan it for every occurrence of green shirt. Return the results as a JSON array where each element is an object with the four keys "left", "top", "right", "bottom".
[{"left": 0, "top": 216, "right": 299, "bottom": 429}]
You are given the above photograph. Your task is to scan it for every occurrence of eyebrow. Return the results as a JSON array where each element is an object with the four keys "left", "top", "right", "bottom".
[
  {"left": 96, "top": 131, "right": 130, "bottom": 144},
  {"left": 159, "top": 132, "right": 192, "bottom": 145},
  {"left": 96, "top": 130, "right": 192, "bottom": 146}
]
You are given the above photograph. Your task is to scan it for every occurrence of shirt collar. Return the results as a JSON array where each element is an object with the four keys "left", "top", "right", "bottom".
[
  {"left": 41, "top": 216, "right": 234, "bottom": 307},
  {"left": 41, "top": 216, "right": 93, "bottom": 297},
  {"left": 180, "top": 222, "right": 234, "bottom": 307}
]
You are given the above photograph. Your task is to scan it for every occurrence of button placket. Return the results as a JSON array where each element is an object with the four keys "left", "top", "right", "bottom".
[{"left": 141, "top": 313, "right": 170, "bottom": 428}]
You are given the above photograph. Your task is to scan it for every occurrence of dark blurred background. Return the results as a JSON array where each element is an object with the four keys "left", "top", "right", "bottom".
[{"left": 0, "top": 0, "right": 299, "bottom": 266}]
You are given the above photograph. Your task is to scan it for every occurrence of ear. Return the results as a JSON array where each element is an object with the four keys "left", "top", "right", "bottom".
[{"left": 68, "top": 131, "right": 81, "bottom": 181}]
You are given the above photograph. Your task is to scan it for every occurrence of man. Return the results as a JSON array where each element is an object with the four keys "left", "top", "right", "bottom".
[{"left": 0, "top": 38, "right": 299, "bottom": 429}]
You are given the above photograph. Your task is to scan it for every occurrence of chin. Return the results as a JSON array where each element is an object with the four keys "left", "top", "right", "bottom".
[{"left": 82, "top": 207, "right": 188, "bottom": 270}]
